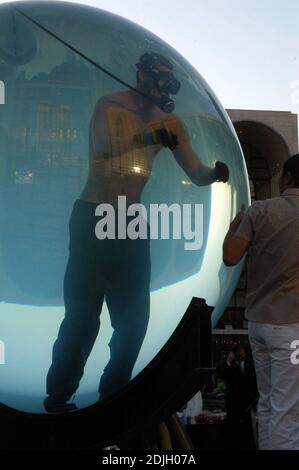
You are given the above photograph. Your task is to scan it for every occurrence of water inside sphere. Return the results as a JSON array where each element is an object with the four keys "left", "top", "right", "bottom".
[{"left": 0, "top": 1, "right": 249, "bottom": 413}]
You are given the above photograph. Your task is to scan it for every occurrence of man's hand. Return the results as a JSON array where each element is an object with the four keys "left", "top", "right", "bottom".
[
  {"left": 134, "top": 128, "right": 179, "bottom": 150},
  {"left": 152, "top": 128, "right": 179, "bottom": 150},
  {"left": 215, "top": 161, "right": 229, "bottom": 183}
]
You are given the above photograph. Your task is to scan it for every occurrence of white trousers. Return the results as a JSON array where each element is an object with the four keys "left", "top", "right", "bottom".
[{"left": 248, "top": 321, "right": 299, "bottom": 450}]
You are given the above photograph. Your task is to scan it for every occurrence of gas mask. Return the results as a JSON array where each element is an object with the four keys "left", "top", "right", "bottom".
[{"left": 136, "top": 53, "right": 181, "bottom": 113}]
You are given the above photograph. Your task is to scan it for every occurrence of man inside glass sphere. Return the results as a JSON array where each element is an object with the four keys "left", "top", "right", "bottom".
[{"left": 44, "top": 52, "right": 229, "bottom": 412}]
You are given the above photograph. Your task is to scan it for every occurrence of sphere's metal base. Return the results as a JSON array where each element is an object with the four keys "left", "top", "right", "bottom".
[{"left": 0, "top": 297, "right": 212, "bottom": 450}]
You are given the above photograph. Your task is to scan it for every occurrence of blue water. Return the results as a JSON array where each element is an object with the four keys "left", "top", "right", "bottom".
[{"left": 0, "top": 1, "right": 249, "bottom": 413}]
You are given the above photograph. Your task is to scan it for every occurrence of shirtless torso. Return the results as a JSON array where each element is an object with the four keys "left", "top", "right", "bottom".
[{"left": 80, "top": 90, "right": 193, "bottom": 206}]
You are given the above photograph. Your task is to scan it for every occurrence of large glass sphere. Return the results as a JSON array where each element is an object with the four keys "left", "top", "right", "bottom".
[{"left": 0, "top": 0, "right": 250, "bottom": 413}]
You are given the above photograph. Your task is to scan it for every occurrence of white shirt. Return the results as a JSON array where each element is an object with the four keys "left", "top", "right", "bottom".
[{"left": 235, "top": 188, "right": 299, "bottom": 324}]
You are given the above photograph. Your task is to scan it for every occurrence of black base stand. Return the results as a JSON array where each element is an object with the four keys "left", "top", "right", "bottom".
[{"left": 0, "top": 297, "right": 213, "bottom": 450}]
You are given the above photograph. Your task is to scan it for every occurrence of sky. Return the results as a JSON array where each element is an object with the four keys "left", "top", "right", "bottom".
[{"left": 1, "top": 0, "right": 299, "bottom": 115}]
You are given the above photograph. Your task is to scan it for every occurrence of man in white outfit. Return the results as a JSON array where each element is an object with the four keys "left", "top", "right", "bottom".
[{"left": 222, "top": 154, "right": 299, "bottom": 450}]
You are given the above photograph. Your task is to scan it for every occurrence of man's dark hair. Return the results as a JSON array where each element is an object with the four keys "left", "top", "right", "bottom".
[
  {"left": 282, "top": 154, "right": 299, "bottom": 187},
  {"left": 139, "top": 52, "right": 173, "bottom": 70},
  {"left": 136, "top": 52, "right": 173, "bottom": 83}
]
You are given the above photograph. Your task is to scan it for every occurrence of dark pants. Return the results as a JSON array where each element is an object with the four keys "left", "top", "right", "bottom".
[{"left": 46, "top": 200, "right": 150, "bottom": 400}]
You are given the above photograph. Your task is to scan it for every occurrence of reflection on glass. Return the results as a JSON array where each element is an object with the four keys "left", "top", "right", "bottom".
[{"left": 0, "top": 1, "right": 249, "bottom": 413}]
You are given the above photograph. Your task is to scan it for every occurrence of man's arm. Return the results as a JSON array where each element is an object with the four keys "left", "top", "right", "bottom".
[
  {"left": 158, "top": 117, "right": 229, "bottom": 186},
  {"left": 173, "top": 142, "right": 227, "bottom": 186},
  {"left": 222, "top": 207, "right": 251, "bottom": 266}
]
